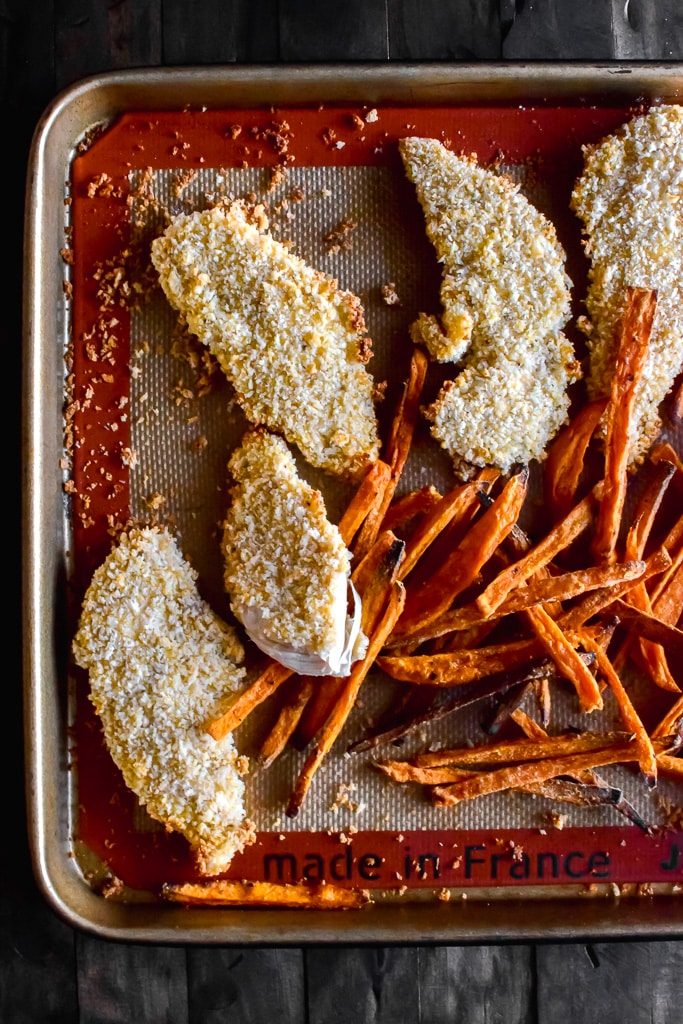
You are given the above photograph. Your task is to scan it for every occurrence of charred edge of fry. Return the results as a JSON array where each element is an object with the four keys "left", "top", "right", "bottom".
[{"left": 347, "top": 657, "right": 581, "bottom": 754}]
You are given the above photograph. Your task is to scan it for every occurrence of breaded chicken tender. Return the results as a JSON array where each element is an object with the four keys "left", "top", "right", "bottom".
[
  {"left": 222, "top": 430, "right": 367, "bottom": 676},
  {"left": 400, "top": 137, "right": 580, "bottom": 476},
  {"left": 72, "top": 527, "right": 253, "bottom": 876},
  {"left": 150, "top": 202, "right": 379, "bottom": 481},
  {"left": 571, "top": 105, "right": 683, "bottom": 464}
]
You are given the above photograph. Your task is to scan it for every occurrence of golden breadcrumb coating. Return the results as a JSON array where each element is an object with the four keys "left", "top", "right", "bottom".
[
  {"left": 400, "top": 136, "right": 580, "bottom": 476},
  {"left": 72, "top": 527, "right": 253, "bottom": 876},
  {"left": 150, "top": 201, "right": 379, "bottom": 481},
  {"left": 571, "top": 104, "right": 683, "bottom": 464},
  {"left": 222, "top": 430, "right": 367, "bottom": 674}
]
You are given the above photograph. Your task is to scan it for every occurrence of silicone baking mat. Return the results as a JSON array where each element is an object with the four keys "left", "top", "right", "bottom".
[{"left": 65, "top": 100, "right": 683, "bottom": 899}]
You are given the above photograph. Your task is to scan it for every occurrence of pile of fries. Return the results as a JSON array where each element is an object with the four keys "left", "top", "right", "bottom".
[{"left": 206, "top": 287, "right": 683, "bottom": 826}]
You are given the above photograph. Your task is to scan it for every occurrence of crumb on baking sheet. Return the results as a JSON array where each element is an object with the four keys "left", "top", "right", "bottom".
[{"left": 324, "top": 218, "right": 358, "bottom": 254}]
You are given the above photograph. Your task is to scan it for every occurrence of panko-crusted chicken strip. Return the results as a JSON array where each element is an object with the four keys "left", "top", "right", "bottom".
[
  {"left": 150, "top": 202, "right": 380, "bottom": 481},
  {"left": 571, "top": 105, "right": 683, "bottom": 464},
  {"left": 222, "top": 430, "right": 367, "bottom": 677},
  {"left": 399, "top": 137, "right": 579, "bottom": 476},
  {"left": 72, "top": 527, "right": 254, "bottom": 876}
]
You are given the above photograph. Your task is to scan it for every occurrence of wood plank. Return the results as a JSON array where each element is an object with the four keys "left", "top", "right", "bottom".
[
  {"left": 306, "top": 947, "right": 421, "bottom": 1023},
  {"left": 306, "top": 944, "right": 535, "bottom": 1023},
  {"left": 75, "top": 936, "right": 188, "bottom": 1024},
  {"left": 502, "top": 1, "right": 614, "bottom": 58},
  {"left": 162, "top": 0, "right": 279, "bottom": 64},
  {"left": 278, "top": 0, "right": 389, "bottom": 60},
  {"left": 388, "top": 0, "right": 502, "bottom": 59},
  {"left": 54, "top": 0, "right": 162, "bottom": 89},
  {"left": 187, "top": 948, "right": 305, "bottom": 1023},
  {"left": 0, "top": 863, "right": 78, "bottom": 1024},
  {"left": 536, "top": 941, "right": 683, "bottom": 1022},
  {"left": 415, "top": 946, "right": 536, "bottom": 1024},
  {"left": 611, "top": 0, "right": 683, "bottom": 58}
]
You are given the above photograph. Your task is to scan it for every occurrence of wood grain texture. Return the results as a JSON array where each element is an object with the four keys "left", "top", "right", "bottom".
[
  {"left": 187, "top": 948, "right": 305, "bottom": 1024},
  {"left": 75, "top": 936, "right": 188, "bottom": 1024},
  {"left": 162, "top": 0, "right": 279, "bottom": 64},
  {"left": 536, "top": 941, "right": 683, "bottom": 1023},
  {"left": 54, "top": 0, "right": 162, "bottom": 89},
  {"left": 388, "top": 0, "right": 502, "bottom": 59},
  {"left": 415, "top": 946, "right": 535, "bottom": 1024},
  {"left": 7, "top": 5, "right": 683, "bottom": 1024},
  {"left": 0, "top": 864, "right": 77, "bottom": 1024},
  {"left": 306, "top": 947, "right": 421, "bottom": 1024},
  {"left": 278, "top": 0, "right": 389, "bottom": 61}
]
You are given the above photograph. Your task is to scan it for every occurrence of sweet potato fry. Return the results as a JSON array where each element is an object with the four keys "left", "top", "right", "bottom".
[
  {"left": 544, "top": 397, "right": 608, "bottom": 519},
  {"left": 592, "top": 287, "right": 658, "bottom": 564},
  {"left": 524, "top": 606, "right": 603, "bottom": 712},
  {"left": 393, "top": 468, "right": 529, "bottom": 639},
  {"left": 380, "top": 485, "right": 442, "bottom": 533},
  {"left": 383, "top": 558, "right": 646, "bottom": 650},
  {"left": 378, "top": 638, "right": 542, "bottom": 686},
  {"left": 475, "top": 486, "right": 601, "bottom": 616},
  {"left": 207, "top": 660, "right": 293, "bottom": 741},
  {"left": 431, "top": 742, "right": 643, "bottom": 806},
  {"left": 162, "top": 879, "right": 371, "bottom": 909},
  {"left": 337, "top": 459, "right": 392, "bottom": 547},
  {"left": 652, "top": 695, "right": 683, "bottom": 739},
  {"left": 287, "top": 577, "right": 406, "bottom": 817},
  {"left": 656, "top": 753, "right": 683, "bottom": 779},
  {"left": 411, "top": 731, "right": 629, "bottom": 769},
  {"left": 612, "top": 599, "right": 683, "bottom": 660},
  {"left": 558, "top": 546, "right": 672, "bottom": 630},
  {"left": 398, "top": 480, "right": 483, "bottom": 580},
  {"left": 580, "top": 634, "right": 658, "bottom": 785},
  {"left": 257, "top": 676, "right": 315, "bottom": 769},
  {"left": 353, "top": 347, "right": 428, "bottom": 561}
]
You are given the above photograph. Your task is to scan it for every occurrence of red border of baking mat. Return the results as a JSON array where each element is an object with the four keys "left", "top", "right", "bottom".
[{"left": 67, "top": 101, "right": 683, "bottom": 894}]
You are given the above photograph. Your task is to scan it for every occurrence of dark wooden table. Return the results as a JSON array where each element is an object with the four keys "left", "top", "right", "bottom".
[{"left": 7, "top": 2, "right": 683, "bottom": 1021}]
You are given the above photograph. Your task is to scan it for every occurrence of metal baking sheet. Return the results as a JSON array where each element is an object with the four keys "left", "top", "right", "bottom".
[{"left": 23, "top": 62, "right": 683, "bottom": 943}]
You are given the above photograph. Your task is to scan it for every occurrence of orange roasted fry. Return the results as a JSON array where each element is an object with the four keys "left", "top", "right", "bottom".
[
  {"left": 544, "top": 397, "right": 608, "bottom": 519},
  {"left": 381, "top": 485, "right": 442, "bottom": 533},
  {"left": 162, "top": 879, "right": 371, "bottom": 909},
  {"left": 410, "top": 731, "right": 629, "bottom": 769},
  {"left": 393, "top": 468, "right": 529, "bottom": 639},
  {"left": 337, "top": 459, "right": 391, "bottom": 547},
  {"left": 523, "top": 606, "right": 603, "bottom": 712},
  {"left": 257, "top": 676, "right": 315, "bottom": 769},
  {"left": 430, "top": 743, "right": 643, "bottom": 806},
  {"left": 581, "top": 633, "right": 658, "bottom": 785},
  {"left": 378, "top": 637, "right": 542, "bottom": 686},
  {"left": 559, "top": 546, "right": 672, "bottom": 630},
  {"left": 287, "top": 570, "right": 406, "bottom": 817},
  {"left": 398, "top": 480, "right": 483, "bottom": 581},
  {"left": 592, "top": 287, "right": 658, "bottom": 564},
  {"left": 353, "top": 347, "right": 428, "bottom": 561},
  {"left": 475, "top": 485, "right": 601, "bottom": 616},
  {"left": 207, "top": 660, "right": 293, "bottom": 741},
  {"left": 383, "top": 558, "right": 647, "bottom": 648}
]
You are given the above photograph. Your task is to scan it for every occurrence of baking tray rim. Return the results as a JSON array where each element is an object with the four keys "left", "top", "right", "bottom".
[{"left": 22, "top": 59, "right": 683, "bottom": 944}]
